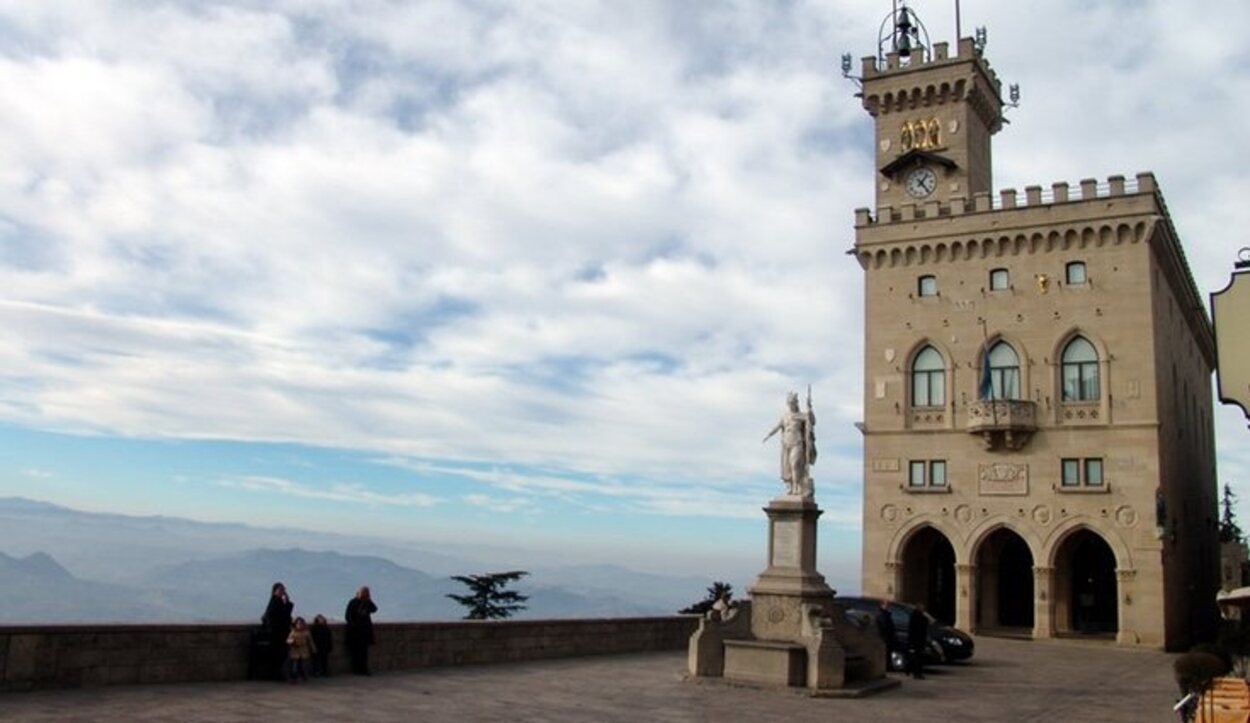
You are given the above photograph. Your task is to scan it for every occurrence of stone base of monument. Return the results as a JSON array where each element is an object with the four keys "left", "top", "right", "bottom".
[{"left": 688, "top": 496, "right": 895, "bottom": 697}]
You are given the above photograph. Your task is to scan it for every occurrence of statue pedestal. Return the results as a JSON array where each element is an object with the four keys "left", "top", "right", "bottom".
[
  {"left": 748, "top": 496, "right": 834, "bottom": 641},
  {"left": 688, "top": 496, "right": 892, "bottom": 695}
]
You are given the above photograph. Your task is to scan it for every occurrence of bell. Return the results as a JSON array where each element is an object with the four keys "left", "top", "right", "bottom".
[
  {"left": 896, "top": 8, "right": 913, "bottom": 57},
  {"left": 898, "top": 32, "right": 912, "bottom": 58}
]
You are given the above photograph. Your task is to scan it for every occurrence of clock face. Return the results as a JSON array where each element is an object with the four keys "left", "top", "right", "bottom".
[{"left": 905, "top": 166, "right": 937, "bottom": 199}]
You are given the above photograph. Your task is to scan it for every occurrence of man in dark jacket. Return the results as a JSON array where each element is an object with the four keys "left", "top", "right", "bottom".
[
  {"left": 345, "top": 586, "right": 378, "bottom": 675},
  {"left": 875, "top": 599, "right": 897, "bottom": 666},
  {"left": 262, "top": 582, "right": 294, "bottom": 681},
  {"left": 906, "top": 603, "right": 930, "bottom": 679}
]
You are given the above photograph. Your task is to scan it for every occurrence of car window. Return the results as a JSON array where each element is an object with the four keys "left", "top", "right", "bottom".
[{"left": 890, "top": 608, "right": 908, "bottom": 627}]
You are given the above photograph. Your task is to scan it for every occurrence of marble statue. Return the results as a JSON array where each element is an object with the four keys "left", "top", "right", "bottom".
[{"left": 763, "top": 389, "right": 817, "bottom": 497}]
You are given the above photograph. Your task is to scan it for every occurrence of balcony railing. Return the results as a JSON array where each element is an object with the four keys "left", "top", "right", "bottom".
[{"left": 967, "top": 399, "right": 1038, "bottom": 451}]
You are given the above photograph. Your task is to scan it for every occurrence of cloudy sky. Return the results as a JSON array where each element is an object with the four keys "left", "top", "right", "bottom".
[{"left": 1, "top": 1, "right": 1248, "bottom": 588}]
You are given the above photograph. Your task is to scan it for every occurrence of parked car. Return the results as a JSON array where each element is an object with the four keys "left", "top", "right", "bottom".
[{"left": 838, "top": 596, "right": 975, "bottom": 670}]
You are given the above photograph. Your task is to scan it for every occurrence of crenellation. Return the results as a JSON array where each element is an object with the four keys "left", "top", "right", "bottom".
[
  {"left": 861, "top": 35, "right": 988, "bottom": 81},
  {"left": 858, "top": 174, "right": 1157, "bottom": 229}
]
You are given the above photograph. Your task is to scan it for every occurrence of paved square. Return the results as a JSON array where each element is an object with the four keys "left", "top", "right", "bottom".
[{"left": 0, "top": 636, "right": 1179, "bottom": 722}]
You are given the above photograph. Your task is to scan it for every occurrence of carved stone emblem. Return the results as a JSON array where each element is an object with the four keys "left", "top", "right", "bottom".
[
  {"left": 954, "top": 504, "right": 972, "bottom": 525},
  {"left": 978, "top": 463, "right": 1029, "bottom": 495},
  {"left": 1115, "top": 506, "right": 1138, "bottom": 528},
  {"left": 1032, "top": 505, "right": 1052, "bottom": 526},
  {"left": 881, "top": 504, "right": 899, "bottom": 523}
]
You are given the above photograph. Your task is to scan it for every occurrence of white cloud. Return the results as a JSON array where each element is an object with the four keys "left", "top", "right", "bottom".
[
  {"left": 217, "top": 474, "right": 438, "bottom": 508},
  {"left": 0, "top": 0, "right": 1247, "bottom": 529}
]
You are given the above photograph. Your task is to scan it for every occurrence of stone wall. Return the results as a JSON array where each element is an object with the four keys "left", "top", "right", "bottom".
[{"left": 0, "top": 616, "right": 698, "bottom": 692}]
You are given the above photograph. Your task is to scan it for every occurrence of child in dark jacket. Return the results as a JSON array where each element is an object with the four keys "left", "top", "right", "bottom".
[{"left": 310, "top": 614, "right": 333, "bottom": 677}]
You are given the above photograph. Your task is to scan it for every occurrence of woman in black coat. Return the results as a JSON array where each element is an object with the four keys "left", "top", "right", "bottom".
[
  {"left": 345, "top": 586, "right": 378, "bottom": 675},
  {"left": 262, "top": 582, "right": 294, "bottom": 681}
]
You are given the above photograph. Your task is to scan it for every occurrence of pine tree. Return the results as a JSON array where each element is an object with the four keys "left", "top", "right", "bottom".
[
  {"left": 679, "top": 581, "right": 733, "bottom": 615},
  {"left": 447, "top": 571, "right": 530, "bottom": 620},
  {"left": 1220, "top": 484, "right": 1245, "bottom": 544}
]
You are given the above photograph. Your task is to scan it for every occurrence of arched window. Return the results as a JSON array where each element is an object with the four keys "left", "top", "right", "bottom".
[
  {"left": 1061, "top": 336, "right": 1100, "bottom": 402},
  {"left": 985, "top": 342, "right": 1021, "bottom": 400},
  {"left": 911, "top": 346, "right": 945, "bottom": 407}
]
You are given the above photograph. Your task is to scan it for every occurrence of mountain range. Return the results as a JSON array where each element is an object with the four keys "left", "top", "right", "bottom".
[{"left": 0, "top": 497, "right": 715, "bottom": 623}]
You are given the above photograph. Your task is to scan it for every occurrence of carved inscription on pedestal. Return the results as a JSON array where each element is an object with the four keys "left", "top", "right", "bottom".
[
  {"left": 771, "top": 519, "right": 800, "bottom": 568},
  {"left": 978, "top": 463, "right": 1028, "bottom": 496}
]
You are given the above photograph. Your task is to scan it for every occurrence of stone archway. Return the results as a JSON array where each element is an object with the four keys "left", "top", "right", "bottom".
[
  {"left": 899, "top": 526, "right": 956, "bottom": 625},
  {"left": 1053, "top": 528, "right": 1118, "bottom": 635},
  {"left": 974, "top": 527, "right": 1034, "bottom": 631}
]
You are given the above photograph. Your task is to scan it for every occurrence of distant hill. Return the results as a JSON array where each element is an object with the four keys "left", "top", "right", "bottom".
[
  {"left": 0, "top": 496, "right": 478, "bottom": 584},
  {"left": 0, "top": 551, "right": 178, "bottom": 623},
  {"left": 0, "top": 497, "right": 720, "bottom": 623},
  {"left": 141, "top": 547, "right": 458, "bottom": 622}
]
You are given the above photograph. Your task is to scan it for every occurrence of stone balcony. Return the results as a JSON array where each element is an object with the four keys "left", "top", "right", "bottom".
[{"left": 966, "top": 400, "right": 1038, "bottom": 451}]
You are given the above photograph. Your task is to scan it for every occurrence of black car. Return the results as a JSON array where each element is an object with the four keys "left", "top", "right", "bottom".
[{"left": 838, "top": 596, "right": 975, "bottom": 670}]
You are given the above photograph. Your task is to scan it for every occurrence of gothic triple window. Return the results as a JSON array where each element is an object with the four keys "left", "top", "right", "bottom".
[
  {"left": 1061, "top": 336, "right": 1100, "bottom": 402},
  {"left": 911, "top": 346, "right": 945, "bottom": 408}
]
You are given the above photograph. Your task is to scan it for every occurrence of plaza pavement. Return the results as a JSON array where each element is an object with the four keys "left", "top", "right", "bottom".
[{"left": 0, "top": 635, "right": 1179, "bottom": 722}]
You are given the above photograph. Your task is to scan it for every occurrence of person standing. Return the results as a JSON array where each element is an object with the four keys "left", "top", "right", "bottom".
[
  {"left": 309, "top": 614, "right": 333, "bottom": 677},
  {"left": 262, "top": 582, "right": 294, "bottom": 681},
  {"left": 875, "top": 599, "right": 898, "bottom": 668},
  {"left": 285, "top": 617, "right": 315, "bottom": 683},
  {"left": 345, "top": 586, "right": 378, "bottom": 675},
  {"left": 906, "top": 603, "right": 930, "bottom": 680}
]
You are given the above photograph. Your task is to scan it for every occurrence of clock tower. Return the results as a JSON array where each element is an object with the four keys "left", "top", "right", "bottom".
[
  {"left": 851, "top": 5, "right": 1219, "bottom": 651},
  {"left": 857, "top": 10, "right": 1005, "bottom": 209}
]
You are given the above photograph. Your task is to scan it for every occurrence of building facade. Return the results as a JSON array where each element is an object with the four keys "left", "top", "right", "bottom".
[{"left": 853, "top": 35, "right": 1218, "bottom": 650}]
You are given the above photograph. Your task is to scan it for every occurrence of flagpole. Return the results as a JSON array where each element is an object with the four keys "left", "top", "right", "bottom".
[
  {"left": 980, "top": 317, "right": 1000, "bottom": 429},
  {"left": 955, "top": 0, "right": 962, "bottom": 41}
]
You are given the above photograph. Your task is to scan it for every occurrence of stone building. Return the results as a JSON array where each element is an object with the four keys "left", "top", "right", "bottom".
[{"left": 852, "top": 31, "right": 1218, "bottom": 650}]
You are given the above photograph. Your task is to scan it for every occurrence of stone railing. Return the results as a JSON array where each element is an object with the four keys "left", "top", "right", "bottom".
[
  {"left": 966, "top": 400, "right": 1038, "bottom": 451},
  {"left": 0, "top": 616, "right": 698, "bottom": 692}
]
